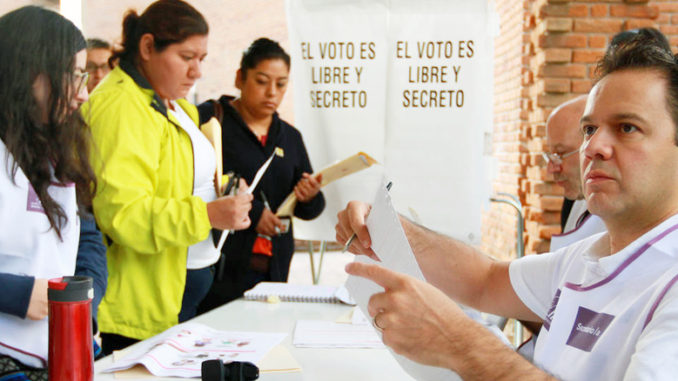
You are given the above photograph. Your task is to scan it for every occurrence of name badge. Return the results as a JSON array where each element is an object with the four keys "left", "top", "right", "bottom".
[
  {"left": 275, "top": 147, "right": 284, "bottom": 158},
  {"left": 565, "top": 306, "right": 614, "bottom": 352}
]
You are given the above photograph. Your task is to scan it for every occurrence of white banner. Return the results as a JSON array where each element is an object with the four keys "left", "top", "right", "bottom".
[{"left": 287, "top": 0, "right": 495, "bottom": 245}]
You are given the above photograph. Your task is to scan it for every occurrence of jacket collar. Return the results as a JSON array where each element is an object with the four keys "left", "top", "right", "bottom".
[
  {"left": 219, "top": 95, "right": 282, "bottom": 147},
  {"left": 119, "top": 58, "right": 169, "bottom": 118}
]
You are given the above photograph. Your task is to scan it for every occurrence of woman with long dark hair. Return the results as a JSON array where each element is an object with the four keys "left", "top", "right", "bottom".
[
  {"left": 197, "top": 38, "right": 325, "bottom": 313},
  {"left": 83, "top": 0, "right": 252, "bottom": 354},
  {"left": 0, "top": 5, "right": 96, "bottom": 378}
]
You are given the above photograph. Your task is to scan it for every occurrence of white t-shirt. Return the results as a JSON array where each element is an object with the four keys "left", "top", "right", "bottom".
[
  {"left": 169, "top": 101, "right": 219, "bottom": 269},
  {"left": 0, "top": 140, "right": 79, "bottom": 368},
  {"left": 510, "top": 214, "right": 678, "bottom": 380}
]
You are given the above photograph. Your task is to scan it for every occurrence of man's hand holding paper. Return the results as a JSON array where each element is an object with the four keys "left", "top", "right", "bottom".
[
  {"left": 335, "top": 201, "right": 377, "bottom": 260},
  {"left": 338, "top": 183, "right": 462, "bottom": 380},
  {"left": 344, "top": 261, "right": 479, "bottom": 371}
]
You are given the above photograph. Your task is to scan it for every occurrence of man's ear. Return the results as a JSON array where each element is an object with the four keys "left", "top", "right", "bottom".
[
  {"left": 138, "top": 33, "right": 155, "bottom": 62},
  {"left": 235, "top": 68, "right": 243, "bottom": 90}
]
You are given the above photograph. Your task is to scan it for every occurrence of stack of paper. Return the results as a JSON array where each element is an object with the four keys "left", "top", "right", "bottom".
[{"left": 292, "top": 319, "right": 384, "bottom": 349}]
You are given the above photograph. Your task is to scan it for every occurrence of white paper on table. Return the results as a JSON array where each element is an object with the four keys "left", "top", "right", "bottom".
[
  {"left": 104, "top": 322, "right": 286, "bottom": 378},
  {"left": 293, "top": 320, "right": 384, "bottom": 348},
  {"left": 345, "top": 180, "right": 462, "bottom": 381}
]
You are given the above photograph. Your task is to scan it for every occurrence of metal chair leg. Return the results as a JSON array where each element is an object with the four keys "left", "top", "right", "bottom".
[{"left": 307, "top": 240, "right": 327, "bottom": 285}]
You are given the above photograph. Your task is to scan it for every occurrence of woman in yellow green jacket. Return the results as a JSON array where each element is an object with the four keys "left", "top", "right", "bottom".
[{"left": 81, "top": 0, "right": 252, "bottom": 354}]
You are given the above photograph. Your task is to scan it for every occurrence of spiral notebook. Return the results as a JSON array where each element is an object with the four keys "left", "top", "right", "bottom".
[{"left": 244, "top": 282, "right": 355, "bottom": 304}]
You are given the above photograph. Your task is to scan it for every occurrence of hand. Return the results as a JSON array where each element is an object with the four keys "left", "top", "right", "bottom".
[
  {"left": 345, "top": 262, "right": 468, "bottom": 369},
  {"left": 335, "top": 201, "right": 377, "bottom": 259},
  {"left": 294, "top": 173, "right": 322, "bottom": 202},
  {"left": 217, "top": 176, "right": 250, "bottom": 196},
  {"left": 236, "top": 178, "right": 249, "bottom": 195},
  {"left": 27, "top": 278, "right": 48, "bottom": 320},
  {"left": 256, "top": 208, "right": 284, "bottom": 236},
  {"left": 207, "top": 193, "right": 253, "bottom": 230}
]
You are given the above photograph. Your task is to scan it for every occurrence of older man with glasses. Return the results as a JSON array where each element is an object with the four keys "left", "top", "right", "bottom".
[{"left": 542, "top": 95, "right": 606, "bottom": 249}]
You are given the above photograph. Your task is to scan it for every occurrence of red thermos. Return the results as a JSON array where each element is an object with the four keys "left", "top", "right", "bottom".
[{"left": 48, "top": 276, "right": 94, "bottom": 381}]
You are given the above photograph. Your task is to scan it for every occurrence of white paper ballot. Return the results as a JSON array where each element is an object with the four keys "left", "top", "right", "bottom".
[
  {"left": 345, "top": 180, "right": 462, "bottom": 381},
  {"left": 216, "top": 151, "right": 276, "bottom": 251}
]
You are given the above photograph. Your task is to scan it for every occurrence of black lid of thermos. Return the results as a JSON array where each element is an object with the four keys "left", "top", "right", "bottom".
[{"left": 48, "top": 276, "right": 93, "bottom": 302}]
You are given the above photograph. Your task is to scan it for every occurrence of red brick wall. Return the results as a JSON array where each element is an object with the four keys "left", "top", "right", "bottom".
[{"left": 480, "top": 0, "right": 527, "bottom": 261}]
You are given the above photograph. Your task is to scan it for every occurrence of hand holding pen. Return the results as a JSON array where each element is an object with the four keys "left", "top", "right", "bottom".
[
  {"left": 256, "top": 191, "right": 284, "bottom": 236},
  {"left": 336, "top": 181, "right": 391, "bottom": 260},
  {"left": 206, "top": 174, "right": 252, "bottom": 231}
]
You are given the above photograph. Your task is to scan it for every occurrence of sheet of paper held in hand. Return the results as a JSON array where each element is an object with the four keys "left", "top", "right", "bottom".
[{"left": 345, "top": 181, "right": 462, "bottom": 381}]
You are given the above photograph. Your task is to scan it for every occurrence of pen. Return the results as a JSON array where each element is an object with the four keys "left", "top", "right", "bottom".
[
  {"left": 261, "top": 191, "right": 281, "bottom": 235},
  {"left": 215, "top": 174, "right": 241, "bottom": 252},
  {"left": 342, "top": 181, "right": 392, "bottom": 253},
  {"left": 215, "top": 153, "right": 276, "bottom": 252},
  {"left": 233, "top": 174, "right": 240, "bottom": 196}
]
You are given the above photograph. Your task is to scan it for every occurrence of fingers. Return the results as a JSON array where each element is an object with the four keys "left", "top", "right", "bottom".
[
  {"left": 237, "top": 178, "right": 249, "bottom": 194},
  {"left": 345, "top": 262, "right": 404, "bottom": 290},
  {"left": 227, "top": 193, "right": 253, "bottom": 230},
  {"left": 295, "top": 173, "right": 322, "bottom": 202},
  {"left": 27, "top": 278, "right": 48, "bottom": 321},
  {"left": 335, "top": 201, "right": 378, "bottom": 258},
  {"left": 367, "top": 292, "right": 391, "bottom": 317},
  {"left": 232, "top": 216, "right": 251, "bottom": 230},
  {"left": 372, "top": 311, "right": 386, "bottom": 332},
  {"left": 335, "top": 211, "right": 352, "bottom": 244},
  {"left": 302, "top": 172, "right": 321, "bottom": 188},
  {"left": 347, "top": 201, "right": 372, "bottom": 248},
  {"left": 256, "top": 209, "right": 284, "bottom": 236},
  {"left": 294, "top": 186, "right": 306, "bottom": 202},
  {"left": 294, "top": 182, "right": 311, "bottom": 201}
]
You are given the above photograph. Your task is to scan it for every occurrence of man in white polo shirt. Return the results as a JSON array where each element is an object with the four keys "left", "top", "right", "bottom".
[{"left": 336, "top": 37, "right": 678, "bottom": 379}]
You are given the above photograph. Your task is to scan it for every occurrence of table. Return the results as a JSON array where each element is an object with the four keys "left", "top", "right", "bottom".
[{"left": 94, "top": 299, "right": 415, "bottom": 380}]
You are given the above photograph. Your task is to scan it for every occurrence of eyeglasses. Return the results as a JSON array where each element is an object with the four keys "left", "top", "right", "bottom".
[
  {"left": 85, "top": 62, "right": 110, "bottom": 73},
  {"left": 541, "top": 148, "right": 578, "bottom": 166},
  {"left": 73, "top": 70, "right": 89, "bottom": 95}
]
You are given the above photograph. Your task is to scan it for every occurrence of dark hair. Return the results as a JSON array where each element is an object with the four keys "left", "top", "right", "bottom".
[
  {"left": 87, "top": 38, "right": 111, "bottom": 50},
  {"left": 111, "top": 0, "right": 208, "bottom": 66},
  {"left": 608, "top": 28, "right": 672, "bottom": 54},
  {"left": 0, "top": 6, "right": 96, "bottom": 238},
  {"left": 240, "top": 38, "right": 290, "bottom": 78},
  {"left": 596, "top": 35, "right": 678, "bottom": 144}
]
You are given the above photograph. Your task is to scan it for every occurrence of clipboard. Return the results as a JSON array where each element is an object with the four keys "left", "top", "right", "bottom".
[{"left": 276, "top": 152, "right": 378, "bottom": 217}]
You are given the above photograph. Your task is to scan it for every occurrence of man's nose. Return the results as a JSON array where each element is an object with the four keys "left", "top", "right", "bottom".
[
  {"left": 582, "top": 128, "right": 614, "bottom": 161},
  {"left": 546, "top": 160, "right": 561, "bottom": 174}
]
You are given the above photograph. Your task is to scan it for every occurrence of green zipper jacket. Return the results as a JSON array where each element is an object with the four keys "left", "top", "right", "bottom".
[{"left": 81, "top": 60, "right": 211, "bottom": 340}]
